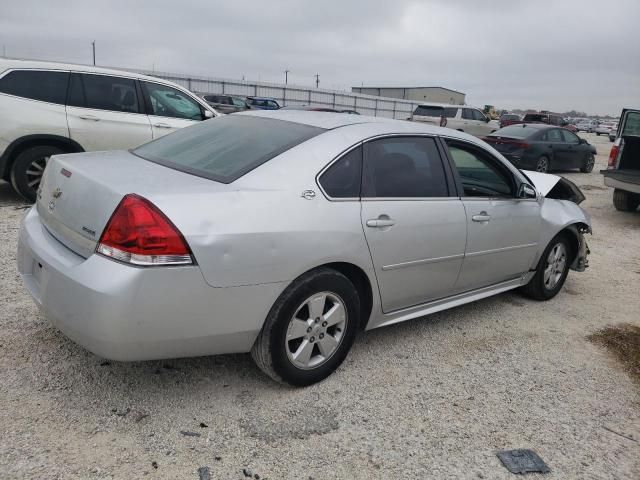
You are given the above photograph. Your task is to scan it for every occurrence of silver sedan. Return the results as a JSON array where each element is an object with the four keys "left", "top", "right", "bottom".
[{"left": 17, "top": 110, "right": 591, "bottom": 386}]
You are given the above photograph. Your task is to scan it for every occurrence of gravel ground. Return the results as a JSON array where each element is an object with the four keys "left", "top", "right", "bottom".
[{"left": 1, "top": 132, "right": 639, "bottom": 479}]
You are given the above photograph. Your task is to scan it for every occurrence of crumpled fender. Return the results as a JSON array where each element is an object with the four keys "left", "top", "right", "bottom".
[{"left": 522, "top": 170, "right": 586, "bottom": 204}]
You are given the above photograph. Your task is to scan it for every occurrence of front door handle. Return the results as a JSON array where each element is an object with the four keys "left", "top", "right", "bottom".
[
  {"left": 472, "top": 212, "right": 491, "bottom": 222},
  {"left": 366, "top": 218, "right": 395, "bottom": 228},
  {"left": 153, "top": 123, "right": 172, "bottom": 129},
  {"left": 79, "top": 114, "right": 100, "bottom": 121}
]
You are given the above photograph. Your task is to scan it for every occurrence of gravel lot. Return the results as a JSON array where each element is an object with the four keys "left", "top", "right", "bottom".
[{"left": 1, "top": 132, "right": 639, "bottom": 479}]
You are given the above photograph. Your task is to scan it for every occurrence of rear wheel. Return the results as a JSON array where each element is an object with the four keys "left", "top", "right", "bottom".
[
  {"left": 10, "top": 145, "right": 65, "bottom": 202},
  {"left": 613, "top": 189, "right": 640, "bottom": 212},
  {"left": 535, "top": 156, "right": 549, "bottom": 173},
  {"left": 251, "top": 268, "right": 360, "bottom": 386},
  {"left": 580, "top": 153, "right": 595, "bottom": 173},
  {"left": 520, "top": 234, "right": 571, "bottom": 300}
]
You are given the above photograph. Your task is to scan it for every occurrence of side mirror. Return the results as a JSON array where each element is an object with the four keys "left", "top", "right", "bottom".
[
  {"left": 485, "top": 116, "right": 491, "bottom": 122},
  {"left": 203, "top": 109, "right": 215, "bottom": 119},
  {"left": 518, "top": 183, "right": 537, "bottom": 199},
  {"left": 579, "top": 138, "right": 587, "bottom": 144}
]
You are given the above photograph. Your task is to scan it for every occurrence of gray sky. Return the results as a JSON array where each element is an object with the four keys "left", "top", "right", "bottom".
[{"left": 1, "top": 0, "right": 638, "bottom": 115}]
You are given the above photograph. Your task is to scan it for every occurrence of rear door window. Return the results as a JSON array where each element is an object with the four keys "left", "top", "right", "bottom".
[
  {"left": 462, "top": 108, "right": 475, "bottom": 120},
  {"left": 560, "top": 130, "right": 580, "bottom": 144},
  {"left": 362, "top": 137, "right": 449, "bottom": 198},
  {"left": 319, "top": 146, "right": 362, "bottom": 198},
  {"left": 69, "top": 73, "right": 140, "bottom": 113},
  {"left": 542, "top": 129, "right": 563, "bottom": 142},
  {"left": 0, "top": 70, "right": 69, "bottom": 104}
]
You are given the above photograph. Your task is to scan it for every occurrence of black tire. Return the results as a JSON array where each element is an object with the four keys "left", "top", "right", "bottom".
[
  {"left": 519, "top": 233, "right": 572, "bottom": 301},
  {"left": 535, "top": 155, "right": 550, "bottom": 173},
  {"left": 251, "top": 268, "right": 360, "bottom": 386},
  {"left": 580, "top": 153, "right": 595, "bottom": 173},
  {"left": 10, "top": 145, "right": 65, "bottom": 202},
  {"left": 596, "top": 132, "right": 600, "bottom": 136},
  {"left": 613, "top": 189, "right": 640, "bottom": 212}
]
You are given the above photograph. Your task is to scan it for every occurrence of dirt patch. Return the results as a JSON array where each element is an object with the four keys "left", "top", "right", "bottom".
[{"left": 588, "top": 324, "right": 640, "bottom": 384}]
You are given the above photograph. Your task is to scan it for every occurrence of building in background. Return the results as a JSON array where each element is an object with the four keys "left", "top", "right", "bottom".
[{"left": 351, "top": 86, "right": 466, "bottom": 105}]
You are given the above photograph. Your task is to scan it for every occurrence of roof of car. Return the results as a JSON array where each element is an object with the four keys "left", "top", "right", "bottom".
[
  {"left": 237, "top": 109, "right": 396, "bottom": 129},
  {"left": 0, "top": 57, "right": 167, "bottom": 84}
]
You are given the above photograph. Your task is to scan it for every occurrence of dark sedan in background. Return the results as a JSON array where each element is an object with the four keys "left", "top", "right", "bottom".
[{"left": 483, "top": 124, "right": 596, "bottom": 173}]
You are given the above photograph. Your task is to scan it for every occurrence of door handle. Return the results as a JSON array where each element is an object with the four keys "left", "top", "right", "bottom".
[
  {"left": 153, "top": 123, "right": 172, "bottom": 129},
  {"left": 472, "top": 212, "right": 491, "bottom": 222},
  {"left": 366, "top": 218, "right": 395, "bottom": 228},
  {"left": 79, "top": 114, "right": 100, "bottom": 121}
]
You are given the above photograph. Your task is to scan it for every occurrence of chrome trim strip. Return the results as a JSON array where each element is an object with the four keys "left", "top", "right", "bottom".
[
  {"left": 382, "top": 253, "right": 464, "bottom": 271},
  {"left": 361, "top": 197, "right": 459, "bottom": 202},
  {"left": 465, "top": 243, "right": 538, "bottom": 258}
]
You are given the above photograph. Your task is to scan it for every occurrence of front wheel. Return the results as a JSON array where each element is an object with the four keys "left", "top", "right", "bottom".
[
  {"left": 251, "top": 268, "right": 360, "bottom": 386},
  {"left": 580, "top": 153, "right": 595, "bottom": 173},
  {"left": 10, "top": 145, "right": 65, "bottom": 202},
  {"left": 520, "top": 234, "right": 571, "bottom": 300}
]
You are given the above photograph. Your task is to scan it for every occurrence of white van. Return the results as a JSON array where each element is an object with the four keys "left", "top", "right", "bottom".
[{"left": 410, "top": 103, "right": 499, "bottom": 137}]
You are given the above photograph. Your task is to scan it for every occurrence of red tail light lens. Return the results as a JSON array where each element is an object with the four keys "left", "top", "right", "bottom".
[
  {"left": 608, "top": 142, "right": 620, "bottom": 169},
  {"left": 96, "top": 194, "right": 192, "bottom": 266}
]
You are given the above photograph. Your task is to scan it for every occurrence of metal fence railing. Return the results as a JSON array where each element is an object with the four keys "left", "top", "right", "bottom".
[{"left": 130, "top": 68, "right": 421, "bottom": 119}]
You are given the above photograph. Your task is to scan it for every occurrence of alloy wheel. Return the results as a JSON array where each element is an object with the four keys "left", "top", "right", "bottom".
[
  {"left": 543, "top": 243, "right": 567, "bottom": 290},
  {"left": 585, "top": 154, "right": 595, "bottom": 171},
  {"left": 285, "top": 292, "right": 347, "bottom": 370},
  {"left": 536, "top": 157, "right": 549, "bottom": 173},
  {"left": 25, "top": 156, "right": 49, "bottom": 191}
]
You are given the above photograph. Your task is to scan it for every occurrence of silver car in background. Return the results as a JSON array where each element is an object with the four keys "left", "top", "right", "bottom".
[{"left": 17, "top": 111, "right": 591, "bottom": 386}]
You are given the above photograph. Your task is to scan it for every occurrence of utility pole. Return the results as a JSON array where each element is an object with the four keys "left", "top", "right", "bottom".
[
  {"left": 315, "top": 74, "right": 320, "bottom": 88},
  {"left": 284, "top": 69, "right": 290, "bottom": 84},
  {"left": 91, "top": 41, "right": 96, "bottom": 66}
]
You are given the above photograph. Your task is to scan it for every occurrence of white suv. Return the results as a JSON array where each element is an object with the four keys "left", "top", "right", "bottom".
[
  {"left": 0, "top": 59, "right": 218, "bottom": 201},
  {"left": 410, "top": 104, "right": 500, "bottom": 137}
]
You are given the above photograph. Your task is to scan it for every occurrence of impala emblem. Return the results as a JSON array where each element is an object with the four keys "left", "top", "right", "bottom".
[
  {"left": 301, "top": 190, "right": 316, "bottom": 200},
  {"left": 52, "top": 188, "right": 63, "bottom": 199}
]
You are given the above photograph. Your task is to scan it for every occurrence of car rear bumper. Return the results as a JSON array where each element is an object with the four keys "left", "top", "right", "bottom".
[{"left": 17, "top": 207, "right": 285, "bottom": 361}]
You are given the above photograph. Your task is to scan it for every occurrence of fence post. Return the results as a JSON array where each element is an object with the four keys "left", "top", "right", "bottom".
[
  {"left": 188, "top": 77, "right": 192, "bottom": 91},
  {"left": 254, "top": 84, "right": 258, "bottom": 96},
  {"left": 393, "top": 101, "right": 397, "bottom": 119},
  {"left": 283, "top": 88, "right": 286, "bottom": 107},
  {"left": 332, "top": 93, "right": 336, "bottom": 108},
  {"left": 375, "top": 99, "right": 378, "bottom": 117},
  {"left": 221, "top": 81, "right": 225, "bottom": 94},
  {"left": 308, "top": 90, "right": 311, "bottom": 105}
]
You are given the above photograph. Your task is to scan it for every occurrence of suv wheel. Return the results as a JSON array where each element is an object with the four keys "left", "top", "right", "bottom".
[
  {"left": 613, "top": 189, "right": 640, "bottom": 212},
  {"left": 251, "top": 268, "right": 360, "bottom": 386},
  {"left": 10, "top": 145, "right": 65, "bottom": 202},
  {"left": 580, "top": 153, "right": 595, "bottom": 173},
  {"left": 520, "top": 233, "right": 571, "bottom": 300}
]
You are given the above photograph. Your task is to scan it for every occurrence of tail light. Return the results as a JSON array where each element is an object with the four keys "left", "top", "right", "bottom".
[
  {"left": 608, "top": 140, "right": 621, "bottom": 169},
  {"left": 96, "top": 194, "right": 193, "bottom": 266}
]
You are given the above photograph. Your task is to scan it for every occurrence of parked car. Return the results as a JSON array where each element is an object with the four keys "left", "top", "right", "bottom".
[
  {"left": 595, "top": 122, "right": 615, "bottom": 136},
  {"left": 201, "top": 94, "right": 250, "bottom": 114},
  {"left": 576, "top": 120, "right": 597, "bottom": 133},
  {"left": 410, "top": 103, "right": 500, "bottom": 137},
  {"left": 18, "top": 111, "right": 591, "bottom": 386},
  {"left": 609, "top": 123, "right": 619, "bottom": 142},
  {"left": 0, "top": 58, "right": 218, "bottom": 201},
  {"left": 518, "top": 112, "right": 578, "bottom": 132},
  {"left": 499, "top": 113, "right": 521, "bottom": 128},
  {"left": 246, "top": 96, "right": 280, "bottom": 110},
  {"left": 484, "top": 124, "right": 596, "bottom": 173},
  {"left": 280, "top": 105, "right": 360, "bottom": 114},
  {"left": 601, "top": 108, "right": 640, "bottom": 211}
]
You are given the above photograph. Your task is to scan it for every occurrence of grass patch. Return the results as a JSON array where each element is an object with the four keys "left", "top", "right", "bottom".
[{"left": 588, "top": 324, "right": 640, "bottom": 383}]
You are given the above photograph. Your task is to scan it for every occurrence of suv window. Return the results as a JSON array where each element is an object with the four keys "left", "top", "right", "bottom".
[
  {"left": 462, "top": 108, "right": 475, "bottom": 120},
  {"left": 413, "top": 106, "right": 443, "bottom": 117},
  {"left": 362, "top": 137, "right": 448, "bottom": 198},
  {"left": 68, "top": 73, "right": 140, "bottom": 113},
  {"left": 0, "top": 70, "right": 69, "bottom": 104},
  {"left": 444, "top": 107, "right": 458, "bottom": 118},
  {"left": 319, "top": 146, "right": 362, "bottom": 198},
  {"left": 142, "top": 82, "right": 203, "bottom": 120},
  {"left": 446, "top": 141, "right": 514, "bottom": 197},
  {"left": 561, "top": 129, "right": 580, "bottom": 143},
  {"left": 472, "top": 109, "right": 487, "bottom": 121}
]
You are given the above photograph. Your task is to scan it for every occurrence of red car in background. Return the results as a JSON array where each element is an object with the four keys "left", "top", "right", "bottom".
[{"left": 517, "top": 112, "right": 578, "bottom": 132}]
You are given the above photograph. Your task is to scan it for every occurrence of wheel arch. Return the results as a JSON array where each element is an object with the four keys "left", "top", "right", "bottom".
[
  {"left": 558, "top": 222, "right": 591, "bottom": 271},
  {"left": 1, "top": 135, "right": 85, "bottom": 180}
]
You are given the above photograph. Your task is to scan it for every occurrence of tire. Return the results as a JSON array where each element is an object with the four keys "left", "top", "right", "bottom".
[
  {"left": 580, "top": 153, "right": 595, "bottom": 173},
  {"left": 251, "top": 268, "right": 360, "bottom": 386},
  {"left": 10, "top": 145, "right": 65, "bottom": 202},
  {"left": 519, "top": 233, "right": 572, "bottom": 301},
  {"left": 613, "top": 189, "right": 640, "bottom": 212},
  {"left": 596, "top": 132, "right": 600, "bottom": 136},
  {"left": 535, "top": 156, "right": 549, "bottom": 173}
]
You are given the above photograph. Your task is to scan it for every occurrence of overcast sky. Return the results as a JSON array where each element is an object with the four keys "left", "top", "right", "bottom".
[{"left": 1, "top": 0, "right": 638, "bottom": 115}]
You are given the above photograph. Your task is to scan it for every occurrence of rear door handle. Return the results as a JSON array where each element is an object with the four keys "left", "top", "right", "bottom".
[
  {"left": 79, "top": 114, "right": 100, "bottom": 121},
  {"left": 472, "top": 212, "right": 491, "bottom": 222},
  {"left": 366, "top": 218, "right": 395, "bottom": 228},
  {"left": 153, "top": 123, "right": 172, "bottom": 129}
]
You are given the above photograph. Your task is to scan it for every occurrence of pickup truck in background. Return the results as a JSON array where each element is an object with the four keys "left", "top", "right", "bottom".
[
  {"left": 509, "top": 112, "right": 578, "bottom": 132},
  {"left": 601, "top": 108, "right": 640, "bottom": 211}
]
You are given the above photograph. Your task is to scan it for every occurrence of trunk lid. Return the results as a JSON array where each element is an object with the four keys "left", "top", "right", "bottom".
[{"left": 37, "top": 150, "right": 228, "bottom": 258}]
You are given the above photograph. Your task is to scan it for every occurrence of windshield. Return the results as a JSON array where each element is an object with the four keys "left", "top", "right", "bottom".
[{"left": 133, "top": 115, "right": 325, "bottom": 183}]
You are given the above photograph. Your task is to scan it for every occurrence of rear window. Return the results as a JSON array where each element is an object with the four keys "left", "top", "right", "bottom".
[
  {"left": 490, "top": 125, "right": 539, "bottom": 139},
  {"left": 133, "top": 115, "right": 325, "bottom": 183},
  {"left": 523, "top": 114, "right": 547, "bottom": 123},
  {"left": 0, "top": 70, "right": 69, "bottom": 104}
]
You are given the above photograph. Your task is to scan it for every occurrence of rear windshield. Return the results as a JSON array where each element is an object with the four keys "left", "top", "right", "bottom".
[
  {"left": 501, "top": 114, "right": 519, "bottom": 120},
  {"left": 490, "top": 125, "right": 539, "bottom": 139},
  {"left": 133, "top": 115, "right": 325, "bottom": 183},
  {"left": 523, "top": 114, "right": 547, "bottom": 122}
]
